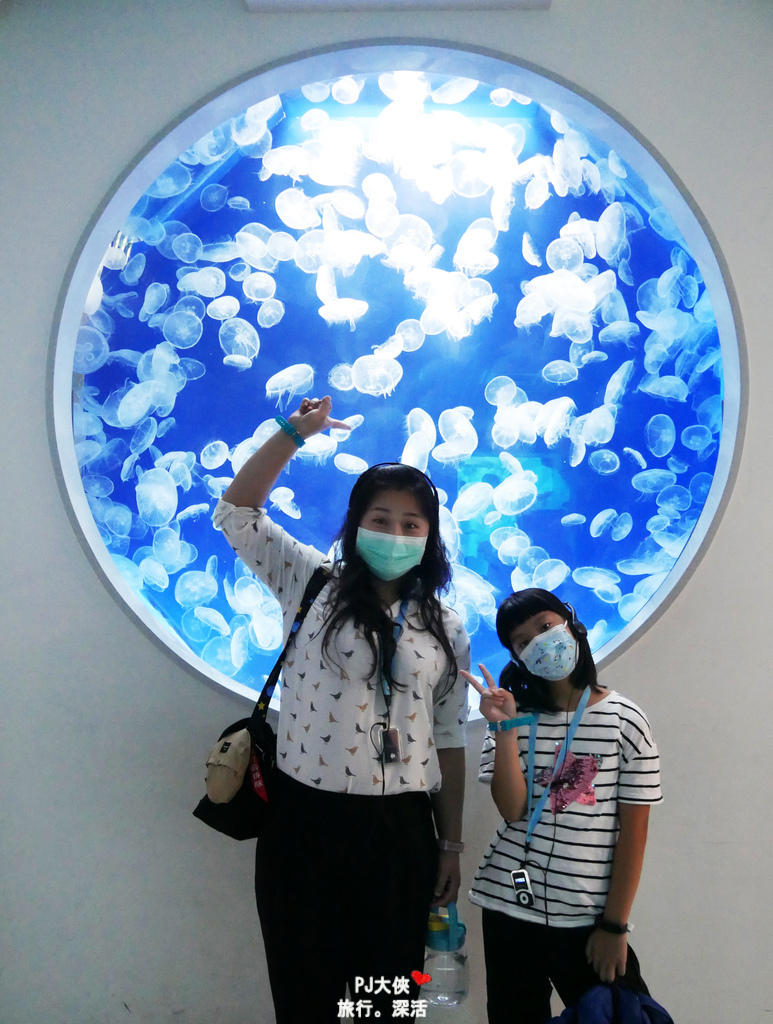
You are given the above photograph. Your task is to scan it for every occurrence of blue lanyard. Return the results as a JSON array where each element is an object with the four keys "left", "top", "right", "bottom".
[
  {"left": 521, "top": 686, "right": 591, "bottom": 847},
  {"left": 380, "top": 601, "right": 409, "bottom": 706}
]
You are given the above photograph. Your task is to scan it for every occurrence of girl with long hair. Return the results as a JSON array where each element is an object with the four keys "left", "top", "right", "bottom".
[
  {"left": 214, "top": 395, "right": 469, "bottom": 1024},
  {"left": 463, "top": 588, "right": 662, "bottom": 1024}
]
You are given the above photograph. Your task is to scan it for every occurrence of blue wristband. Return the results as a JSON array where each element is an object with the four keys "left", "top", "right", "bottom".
[
  {"left": 487, "top": 714, "right": 535, "bottom": 732},
  {"left": 275, "top": 416, "right": 305, "bottom": 447}
]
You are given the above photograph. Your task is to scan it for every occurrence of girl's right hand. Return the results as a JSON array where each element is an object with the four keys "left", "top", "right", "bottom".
[
  {"left": 461, "top": 664, "right": 518, "bottom": 724},
  {"left": 288, "top": 395, "right": 350, "bottom": 440}
]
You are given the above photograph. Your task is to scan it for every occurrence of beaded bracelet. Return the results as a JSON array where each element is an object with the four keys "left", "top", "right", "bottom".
[{"left": 275, "top": 415, "right": 305, "bottom": 447}]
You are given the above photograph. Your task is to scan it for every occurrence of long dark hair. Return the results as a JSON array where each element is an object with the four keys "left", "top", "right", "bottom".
[
  {"left": 322, "top": 463, "right": 457, "bottom": 694},
  {"left": 495, "top": 588, "right": 602, "bottom": 713}
]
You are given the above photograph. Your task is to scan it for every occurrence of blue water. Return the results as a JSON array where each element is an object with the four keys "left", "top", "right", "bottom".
[{"left": 70, "top": 70, "right": 723, "bottom": 695}]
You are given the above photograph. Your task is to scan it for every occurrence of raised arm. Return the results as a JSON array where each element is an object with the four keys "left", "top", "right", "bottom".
[
  {"left": 222, "top": 395, "right": 350, "bottom": 509},
  {"left": 463, "top": 665, "right": 528, "bottom": 823}
]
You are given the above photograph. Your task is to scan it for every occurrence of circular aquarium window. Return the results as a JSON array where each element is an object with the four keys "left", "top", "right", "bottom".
[{"left": 53, "top": 43, "right": 741, "bottom": 702}]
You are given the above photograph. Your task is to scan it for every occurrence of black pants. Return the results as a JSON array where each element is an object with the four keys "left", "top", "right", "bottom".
[
  {"left": 255, "top": 770, "right": 438, "bottom": 1024},
  {"left": 481, "top": 909, "right": 649, "bottom": 1024}
]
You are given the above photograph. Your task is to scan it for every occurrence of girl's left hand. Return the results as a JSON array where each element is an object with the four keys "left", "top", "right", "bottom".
[
  {"left": 586, "top": 929, "right": 627, "bottom": 983},
  {"left": 431, "top": 850, "right": 461, "bottom": 907}
]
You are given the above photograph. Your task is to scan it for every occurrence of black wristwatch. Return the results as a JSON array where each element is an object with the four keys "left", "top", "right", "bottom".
[{"left": 595, "top": 916, "right": 630, "bottom": 934}]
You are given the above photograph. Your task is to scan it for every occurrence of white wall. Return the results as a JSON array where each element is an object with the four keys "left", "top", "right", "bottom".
[{"left": 1, "top": 2, "right": 771, "bottom": 1022}]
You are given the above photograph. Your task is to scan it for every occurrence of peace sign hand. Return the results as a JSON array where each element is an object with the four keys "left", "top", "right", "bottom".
[{"left": 461, "top": 664, "right": 518, "bottom": 724}]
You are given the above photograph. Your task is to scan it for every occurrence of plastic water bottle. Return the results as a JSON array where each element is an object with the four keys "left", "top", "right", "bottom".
[{"left": 423, "top": 902, "right": 468, "bottom": 1007}]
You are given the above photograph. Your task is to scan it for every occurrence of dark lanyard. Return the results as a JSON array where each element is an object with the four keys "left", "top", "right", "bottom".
[
  {"left": 517, "top": 686, "right": 591, "bottom": 848},
  {"left": 380, "top": 600, "right": 409, "bottom": 713}
]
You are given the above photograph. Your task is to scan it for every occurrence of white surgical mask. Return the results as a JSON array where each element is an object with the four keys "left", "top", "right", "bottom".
[{"left": 519, "top": 622, "right": 578, "bottom": 680}]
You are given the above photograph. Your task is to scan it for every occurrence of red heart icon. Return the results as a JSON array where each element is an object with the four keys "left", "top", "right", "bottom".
[{"left": 411, "top": 970, "right": 432, "bottom": 986}]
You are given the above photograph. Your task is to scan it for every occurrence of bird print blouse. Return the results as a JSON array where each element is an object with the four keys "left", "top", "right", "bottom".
[{"left": 214, "top": 500, "right": 470, "bottom": 795}]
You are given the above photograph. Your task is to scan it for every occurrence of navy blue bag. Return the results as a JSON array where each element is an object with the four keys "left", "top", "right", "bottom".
[{"left": 551, "top": 983, "right": 674, "bottom": 1024}]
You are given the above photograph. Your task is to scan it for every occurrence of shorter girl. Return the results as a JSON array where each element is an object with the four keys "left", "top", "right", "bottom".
[{"left": 463, "top": 589, "right": 662, "bottom": 1024}]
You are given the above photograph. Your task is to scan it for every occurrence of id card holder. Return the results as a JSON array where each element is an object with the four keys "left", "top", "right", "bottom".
[{"left": 380, "top": 727, "right": 402, "bottom": 764}]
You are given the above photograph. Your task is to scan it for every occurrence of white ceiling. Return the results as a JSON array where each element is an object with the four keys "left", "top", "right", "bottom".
[{"left": 244, "top": 0, "right": 549, "bottom": 9}]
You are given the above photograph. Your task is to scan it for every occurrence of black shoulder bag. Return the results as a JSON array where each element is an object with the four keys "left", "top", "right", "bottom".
[{"left": 192, "top": 565, "right": 329, "bottom": 840}]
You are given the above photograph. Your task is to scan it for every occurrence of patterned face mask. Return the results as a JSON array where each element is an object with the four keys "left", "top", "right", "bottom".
[{"left": 519, "top": 622, "right": 578, "bottom": 680}]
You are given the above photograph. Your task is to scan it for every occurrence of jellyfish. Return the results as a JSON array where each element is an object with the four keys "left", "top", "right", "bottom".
[
  {"left": 294, "top": 433, "right": 337, "bottom": 465},
  {"left": 135, "top": 467, "right": 178, "bottom": 527},
  {"left": 175, "top": 567, "right": 218, "bottom": 609},
  {"left": 631, "top": 469, "right": 677, "bottom": 494},
  {"left": 319, "top": 298, "right": 369, "bottom": 331},
  {"left": 243, "top": 272, "right": 277, "bottom": 302},
  {"left": 265, "top": 364, "right": 314, "bottom": 408},
  {"left": 572, "top": 566, "right": 621, "bottom": 589},
  {"left": 432, "top": 76, "right": 478, "bottom": 105},
  {"left": 130, "top": 416, "right": 157, "bottom": 456},
  {"left": 645, "top": 415, "right": 676, "bottom": 458},
  {"left": 200, "top": 440, "right": 229, "bottom": 470},
  {"left": 611, "top": 513, "right": 633, "bottom": 541},
  {"left": 598, "top": 322, "right": 640, "bottom": 347},
  {"left": 120, "top": 253, "right": 146, "bottom": 286},
  {"left": 269, "top": 486, "right": 302, "bottom": 518},
  {"left": 532, "top": 559, "right": 570, "bottom": 591},
  {"left": 624, "top": 447, "right": 648, "bottom": 469},
  {"left": 496, "top": 533, "right": 531, "bottom": 566},
  {"left": 200, "top": 183, "right": 228, "bottom": 212},
  {"left": 582, "top": 405, "right": 616, "bottom": 446},
  {"left": 546, "top": 238, "right": 584, "bottom": 273},
  {"left": 334, "top": 454, "right": 369, "bottom": 475},
  {"left": 177, "top": 267, "right": 226, "bottom": 298},
  {"left": 257, "top": 298, "right": 285, "bottom": 328},
  {"left": 73, "top": 326, "right": 109, "bottom": 374},
  {"left": 266, "top": 232, "right": 297, "bottom": 263},
  {"left": 452, "top": 483, "right": 495, "bottom": 522},
  {"left": 400, "top": 432, "right": 431, "bottom": 474},
  {"left": 206, "top": 296, "right": 240, "bottom": 320},
  {"left": 328, "top": 363, "right": 354, "bottom": 391},
  {"left": 219, "top": 318, "right": 260, "bottom": 363},
  {"left": 177, "top": 503, "right": 210, "bottom": 522},
  {"left": 162, "top": 310, "right": 203, "bottom": 349},
  {"left": 689, "top": 472, "right": 713, "bottom": 504},
  {"left": 117, "top": 381, "right": 157, "bottom": 428},
  {"left": 172, "top": 232, "right": 203, "bottom": 264},
  {"left": 604, "top": 360, "right": 634, "bottom": 407},
  {"left": 656, "top": 485, "right": 692, "bottom": 515},
  {"left": 637, "top": 375, "right": 688, "bottom": 402},
  {"left": 681, "top": 425, "right": 712, "bottom": 451},
  {"left": 485, "top": 376, "right": 518, "bottom": 407},
  {"left": 139, "top": 556, "right": 170, "bottom": 590},
  {"left": 589, "top": 450, "right": 620, "bottom": 475},
  {"left": 234, "top": 223, "right": 270, "bottom": 264},
  {"left": 618, "top": 594, "right": 648, "bottom": 623},
  {"left": 331, "top": 76, "right": 364, "bottom": 104},
  {"left": 275, "top": 188, "right": 322, "bottom": 230},
  {"left": 492, "top": 474, "right": 538, "bottom": 516},
  {"left": 522, "top": 233, "right": 542, "bottom": 267},
  {"left": 351, "top": 355, "right": 402, "bottom": 397},
  {"left": 561, "top": 514, "right": 586, "bottom": 526},
  {"left": 145, "top": 161, "right": 192, "bottom": 199},
  {"left": 590, "top": 509, "right": 617, "bottom": 538}
]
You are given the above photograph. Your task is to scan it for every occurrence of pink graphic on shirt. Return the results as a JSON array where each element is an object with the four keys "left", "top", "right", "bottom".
[{"left": 535, "top": 749, "right": 599, "bottom": 813}]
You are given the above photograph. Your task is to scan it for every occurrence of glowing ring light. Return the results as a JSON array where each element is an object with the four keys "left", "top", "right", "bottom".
[{"left": 53, "top": 43, "right": 741, "bottom": 701}]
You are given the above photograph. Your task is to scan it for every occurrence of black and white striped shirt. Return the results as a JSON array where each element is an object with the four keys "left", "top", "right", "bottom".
[{"left": 469, "top": 691, "right": 662, "bottom": 927}]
